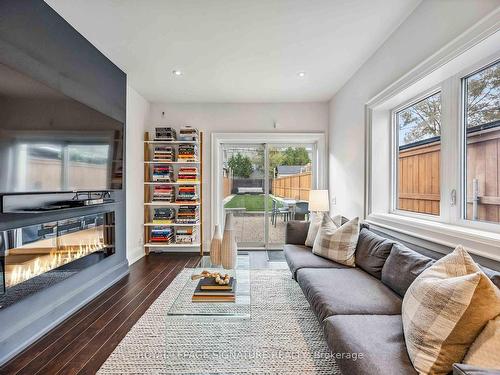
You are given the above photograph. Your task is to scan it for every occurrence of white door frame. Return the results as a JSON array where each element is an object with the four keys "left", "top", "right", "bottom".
[{"left": 211, "top": 132, "right": 327, "bottom": 245}]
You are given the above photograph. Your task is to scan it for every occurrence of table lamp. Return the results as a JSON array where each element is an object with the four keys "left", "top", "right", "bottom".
[{"left": 309, "top": 190, "right": 330, "bottom": 212}]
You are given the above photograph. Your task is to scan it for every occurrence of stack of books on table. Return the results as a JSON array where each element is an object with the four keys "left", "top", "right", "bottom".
[
  {"left": 176, "top": 185, "right": 198, "bottom": 204},
  {"left": 153, "top": 146, "right": 175, "bottom": 161},
  {"left": 155, "top": 127, "right": 177, "bottom": 141},
  {"left": 153, "top": 185, "right": 174, "bottom": 202},
  {"left": 176, "top": 226, "right": 196, "bottom": 244},
  {"left": 153, "top": 208, "right": 176, "bottom": 224},
  {"left": 152, "top": 165, "right": 174, "bottom": 182},
  {"left": 151, "top": 226, "right": 174, "bottom": 243},
  {"left": 178, "top": 144, "right": 198, "bottom": 162},
  {"left": 192, "top": 277, "right": 236, "bottom": 302},
  {"left": 177, "top": 166, "right": 198, "bottom": 182},
  {"left": 176, "top": 205, "right": 199, "bottom": 224},
  {"left": 179, "top": 126, "right": 199, "bottom": 142}
]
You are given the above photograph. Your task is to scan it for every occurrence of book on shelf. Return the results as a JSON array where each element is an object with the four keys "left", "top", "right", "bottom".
[
  {"left": 178, "top": 144, "right": 198, "bottom": 162},
  {"left": 153, "top": 207, "right": 176, "bottom": 224},
  {"left": 178, "top": 126, "right": 199, "bottom": 142},
  {"left": 152, "top": 165, "right": 174, "bottom": 182},
  {"left": 175, "top": 226, "right": 196, "bottom": 244},
  {"left": 177, "top": 166, "right": 198, "bottom": 182},
  {"left": 155, "top": 127, "right": 177, "bottom": 141},
  {"left": 153, "top": 146, "right": 175, "bottom": 161},
  {"left": 175, "top": 185, "right": 198, "bottom": 203},
  {"left": 153, "top": 184, "right": 174, "bottom": 202},
  {"left": 150, "top": 226, "right": 174, "bottom": 243},
  {"left": 176, "top": 205, "right": 199, "bottom": 224}
]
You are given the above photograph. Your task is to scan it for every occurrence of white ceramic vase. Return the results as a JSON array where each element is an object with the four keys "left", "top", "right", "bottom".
[
  {"left": 221, "top": 213, "right": 237, "bottom": 269},
  {"left": 209, "top": 224, "right": 222, "bottom": 266}
]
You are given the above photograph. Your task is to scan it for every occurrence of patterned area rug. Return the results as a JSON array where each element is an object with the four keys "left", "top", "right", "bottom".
[{"left": 98, "top": 269, "right": 340, "bottom": 374}]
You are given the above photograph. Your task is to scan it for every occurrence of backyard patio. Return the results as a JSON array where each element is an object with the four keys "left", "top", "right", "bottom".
[{"left": 224, "top": 194, "right": 307, "bottom": 245}]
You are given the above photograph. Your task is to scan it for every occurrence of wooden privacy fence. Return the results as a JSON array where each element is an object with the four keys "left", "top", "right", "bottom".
[
  {"left": 399, "top": 127, "right": 500, "bottom": 222},
  {"left": 272, "top": 172, "right": 311, "bottom": 201},
  {"left": 398, "top": 141, "right": 441, "bottom": 215}
]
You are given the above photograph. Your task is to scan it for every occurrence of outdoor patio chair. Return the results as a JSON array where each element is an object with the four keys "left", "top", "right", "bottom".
[
  {"left": 271, "top": 198, "right": 291, "bottom": 227},
  {"left": 293, "top": 201, "right": 309, "bottom": 221}
]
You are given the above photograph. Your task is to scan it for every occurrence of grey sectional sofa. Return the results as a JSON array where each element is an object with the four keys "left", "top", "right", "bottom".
[{"left": 284, "top": 221, "right": 500, "bottom": 375}]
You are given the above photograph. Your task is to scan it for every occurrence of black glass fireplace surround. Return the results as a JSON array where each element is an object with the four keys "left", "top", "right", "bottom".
[{"left": 0, "top": 212, "right": 115, "bottom": 309}]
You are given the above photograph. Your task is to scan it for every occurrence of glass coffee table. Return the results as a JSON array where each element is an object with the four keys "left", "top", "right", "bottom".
[{"left": 167, "top": 254, "right": 250, "bottom": 318}]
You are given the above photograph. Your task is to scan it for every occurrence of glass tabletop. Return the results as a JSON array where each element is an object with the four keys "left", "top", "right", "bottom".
[{"left": 167, "top": 255, "right": 250, "bottom": 318}]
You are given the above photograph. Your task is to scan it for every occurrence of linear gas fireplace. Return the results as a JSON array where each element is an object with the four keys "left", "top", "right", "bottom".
[{"left": 0, "top": 212, "right": 115, "bottom": 309}]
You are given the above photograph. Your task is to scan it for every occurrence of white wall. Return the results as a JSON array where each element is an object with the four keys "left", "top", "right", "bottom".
[
  {"left": 328, "top": 0, "right": 500, "bottom": 219},
  {"left": 126, "top": 84, "right": 150, "bottom": 263},
  {"left": 147, "top": 102, "right": 329, "bottom": 249}
]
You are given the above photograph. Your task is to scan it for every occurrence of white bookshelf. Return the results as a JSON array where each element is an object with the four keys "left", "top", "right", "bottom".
[{"left": 143, "top": 130, "right": 203, "bottom": 255}]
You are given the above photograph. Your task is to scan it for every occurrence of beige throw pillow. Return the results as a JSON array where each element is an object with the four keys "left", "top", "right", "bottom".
[
  {"left": 463, "top": 315, "right": 500, "bottom": 369},
  {"left": 312, "top": 215, "right": 359, "bottom": 267},
  {"left": 402, "top": 246, "right": 500, "bottom": 375},
  {"left": 305, "top": 213, "right": 345, "bottom": 247}
]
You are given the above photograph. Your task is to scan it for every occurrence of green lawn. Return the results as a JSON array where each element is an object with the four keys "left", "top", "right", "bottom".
[{"left": 224, "top": 194, "right": 282, "bottom": 212}]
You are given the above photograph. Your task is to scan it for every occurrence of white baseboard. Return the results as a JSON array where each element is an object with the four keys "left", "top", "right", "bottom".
[{"left": 127, "top": 245, "right": 146, "bottom": 265}]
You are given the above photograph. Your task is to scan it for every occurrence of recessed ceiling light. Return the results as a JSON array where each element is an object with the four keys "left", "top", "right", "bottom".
[
  {"left": 297, "top": 71, "right": 306, "bottom": 78},
  {"left": 172, "top": 70, "right": 183, "bottom": 76}
]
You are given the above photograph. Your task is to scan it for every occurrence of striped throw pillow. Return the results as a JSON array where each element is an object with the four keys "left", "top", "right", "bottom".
[
  {"left": 402, "top": 246, "right": 500, "bottom": 375},
  {"left": 312, "top": 215, "right": 359, "bottom": 267}
]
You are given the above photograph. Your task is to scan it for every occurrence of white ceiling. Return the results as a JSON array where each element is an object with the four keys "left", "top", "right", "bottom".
[{"left": 45, "top": 0, "right": 420, "bottom": 103}]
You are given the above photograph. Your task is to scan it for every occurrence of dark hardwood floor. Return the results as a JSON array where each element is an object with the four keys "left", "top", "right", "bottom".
[{"left": 0, "top": 253, "right": 200, "bottom": 375}]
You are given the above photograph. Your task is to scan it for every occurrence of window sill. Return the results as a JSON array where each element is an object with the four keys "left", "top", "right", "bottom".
[{"left": 365, "top": 213, "right": 500, "bottom": 262}]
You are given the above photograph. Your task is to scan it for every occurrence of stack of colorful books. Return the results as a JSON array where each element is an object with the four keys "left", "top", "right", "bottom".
[
  {"left": 152, "top": 165, "right": 174, "bottom": 182},
  {"left": 176, "top": 226, "right": 196, "bottom": 244},
  {"left": 178, "top": 144, "right": 198, "bottom": 162},
  {"left": 153, "top": 208, "right": 176, "bottom": 224},
  {"left": 192, "top": 277, "right": 236, "bottom": 302},
  {"left": 177, "top": 167, "right": 198, "bottom": 182},
  {"left": 150, "top": 226, "right": 174, "bottom": 243},
  {"left": 153, "top": 146, "right": 175, "bottom": 161},
  {"left": 155, "top": 127, "right": 177, "bottom": 141},
  {"left": 176, "top": 185, "right": 198, "bottom": 203},
  {"left": 176, "top": 205, "right": 199, "bottom": 224},
  {"left": 178, "top": 126, "right": 199, "bottom": 142},
  {"left": 153, "top": 185, "right": 174, "bottom": 202}
]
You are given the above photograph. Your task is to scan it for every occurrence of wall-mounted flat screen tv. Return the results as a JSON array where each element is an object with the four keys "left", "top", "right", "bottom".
[{"left": 0, "top": 62, "right": 124, "bottom": 193}]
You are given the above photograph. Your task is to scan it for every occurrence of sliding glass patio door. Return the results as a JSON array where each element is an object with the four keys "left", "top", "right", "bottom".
[{"left": 219, "top": 141, "right": 316, "bottom": 250}]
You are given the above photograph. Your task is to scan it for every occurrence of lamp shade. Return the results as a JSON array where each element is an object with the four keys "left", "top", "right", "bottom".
[{"left": 308, "top": 190, "right": 329, "bottom": 212}]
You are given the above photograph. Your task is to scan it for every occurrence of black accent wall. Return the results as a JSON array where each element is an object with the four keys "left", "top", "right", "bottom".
[{"left": 0, "top": 0, "right": 128, "bottom": 364}]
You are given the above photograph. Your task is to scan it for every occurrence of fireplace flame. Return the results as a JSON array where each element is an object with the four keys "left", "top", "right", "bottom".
[{"left": 6, "top": 236, "right": 106, "bottom": 288}]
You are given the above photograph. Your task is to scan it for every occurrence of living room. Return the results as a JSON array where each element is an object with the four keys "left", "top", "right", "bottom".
[{"left": 0, "top": 1, "right": 499, "bottom": 374}]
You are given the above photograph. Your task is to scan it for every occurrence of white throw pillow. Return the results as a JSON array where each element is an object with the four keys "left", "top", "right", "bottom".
[
  {"left": 305, "top": 212, "right": 323, "bottom": 247},
  {"left": 312, "top": 215, "right": 359, "bottom": 266}
]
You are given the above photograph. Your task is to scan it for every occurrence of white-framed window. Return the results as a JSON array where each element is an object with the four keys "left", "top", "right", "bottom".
[
  {"left": 392, "top": 90, "right": 442, "bottom": 217},
  {"left": 365, "top": 22, "right": 500, "bottom": 260},
  {"left": 387, "top": 55, "right": 500, "bottom": 232},
  {"left": 461, "top": 60, "right": 500, "bottom": 225}
]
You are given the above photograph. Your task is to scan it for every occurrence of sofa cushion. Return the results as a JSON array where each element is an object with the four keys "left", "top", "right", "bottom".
[
  {"left": 323, "top": 315, "right": 417, "bottom": 375},
  {"left": 381, "top": 243, "right": 435, "bottom": 297},
  {"left": 297, "top": 268, "right": 402, "bottom": 321},
  {"left": 283, "top": 244, "right": 349, "bottom": 279},
  {"left": 285, "top": 220, "right": 310, "bottom": 245},
  {"left": 355, "top": 228, "right": 394, "bottom": 279}
]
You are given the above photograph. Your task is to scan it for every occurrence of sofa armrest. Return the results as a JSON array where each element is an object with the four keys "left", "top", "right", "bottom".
[
  {"left": 453, "top": 363, "right": 500, "bottom": 375},
  {"left": 285, "top": 221, "right": 310, "bottom": 245}
]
